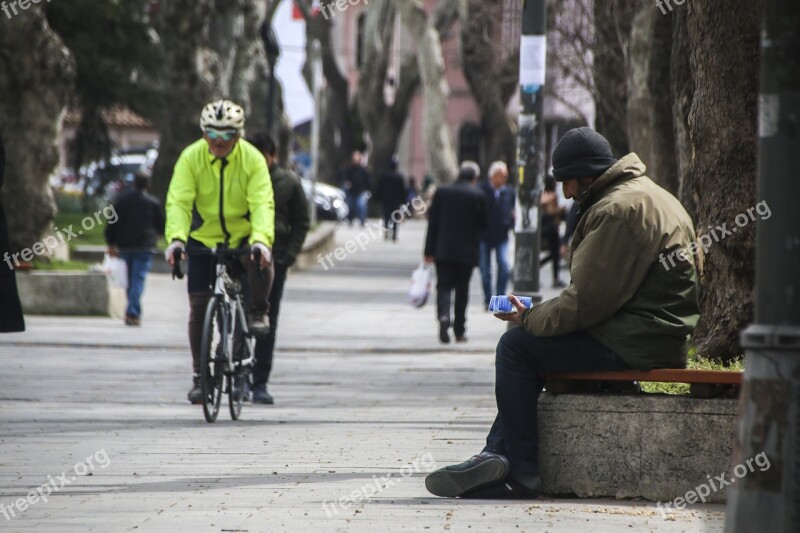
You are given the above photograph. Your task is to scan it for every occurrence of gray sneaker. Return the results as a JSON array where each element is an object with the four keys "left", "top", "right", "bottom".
[{"left": 425, "top": 452, "right": 510, "bottom": 497}]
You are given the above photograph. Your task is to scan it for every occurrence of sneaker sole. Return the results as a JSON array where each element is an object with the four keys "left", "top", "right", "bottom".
[{"left": 425, "top": 456, "right": 509, "bottom": 497}]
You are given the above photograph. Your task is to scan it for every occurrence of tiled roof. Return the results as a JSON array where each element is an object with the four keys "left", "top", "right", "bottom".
[{"left": 64, "top": 106, "right": 154, "bottom": 129}]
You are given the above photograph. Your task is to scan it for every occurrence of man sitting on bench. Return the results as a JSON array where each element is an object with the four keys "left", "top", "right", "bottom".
[{"left": 425, "top": 127, "right": 700, "bottom": 499}]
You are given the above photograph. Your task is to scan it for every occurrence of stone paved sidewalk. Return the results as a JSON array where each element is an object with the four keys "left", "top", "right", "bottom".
[{"left": 0, "top": 219, "right": 724, "bottom": 532}]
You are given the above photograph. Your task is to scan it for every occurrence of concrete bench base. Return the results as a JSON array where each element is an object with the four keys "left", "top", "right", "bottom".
[
  {"left": 538, "top": 393, "right": 737, "bottom": 503},
  {"left": 16, "top": 271, "right": 110, "bottom": 316}
]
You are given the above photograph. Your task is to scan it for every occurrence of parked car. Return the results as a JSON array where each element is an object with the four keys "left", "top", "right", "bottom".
[{"left": 301, "top": 178, "right": 348, "bottom": 221}]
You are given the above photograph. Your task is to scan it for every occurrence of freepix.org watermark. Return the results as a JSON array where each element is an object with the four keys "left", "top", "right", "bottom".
[
  {"left": 655, "top": 0, "right": 686, "bottom": 16},
  {"left": 1, "top": 0, "right": 54, "bottom": 20},
  {"left": 3, "top": 205, "right": 118, "bottom": 270},
  {"left": 319, "top": 0, "right": 368, "bottom": 21},
  {"left": 1, "top": 449, "right": 111, "bottom": 521},
  {"left": 322, "top": 453, "right": 436, "bottom": 517},
  {"left": 316, "top": 195, "right": 427, "bottom": 271},
  {"left": 656, "top": 451, "right": 771, "bottom": 518},
  {"left": 658, "top": 200, "right": 771, "bottom": 271}
]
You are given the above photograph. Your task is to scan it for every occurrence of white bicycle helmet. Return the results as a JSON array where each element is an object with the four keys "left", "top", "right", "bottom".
[{"left": 200, "top": 99, "right": 245, "bottom": 133}]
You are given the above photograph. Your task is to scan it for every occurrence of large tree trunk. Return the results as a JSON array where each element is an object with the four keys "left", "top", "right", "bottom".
[
  {"left": 593, "top": 0, "right": 635, "bottom": 157},
  {"left": 684, "top": 0, "right": 762, "bottom": 362},
  {"left": 357, "top": 0, "right": 458, "bottom": 183},
  {"left": 357, "top": 0, "right": 408, "bottom": 182},
  {"left": 397, "top": 0, "right": 458, "bottom": 184},
  {"left": 625, "top": 4, "right": 654, "bottom": 178},
  {"left": 297, "top": 0, "right": 361, "bottom": 183},
  {"left": 647, "top": 10, "right": 680, "bottom": 196},
  {"left": 150, "top": 0, "right": 269, "bottom": 201},
  {"left": 0, "top": 8, "right": 75, "bottom": 253},
  {"left": 459, "top": 0, "right": 519, "bottom": 179},
  {"left": 670, "top": 8, "right": 695, "bottom": 218}
]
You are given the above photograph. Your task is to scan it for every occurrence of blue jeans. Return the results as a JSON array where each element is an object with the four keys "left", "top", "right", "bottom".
[
  {"left": 479, "top": 240, "right": 511, "bottom": 306},
  {"left": 482, "top": 327, "right": 630, "bottom": 486},
  {"left": 347, "top": 191, "right": 369, "bottom": 225},
  {"left": 120, "top": 251, "right": 153, "bottom": 318}
]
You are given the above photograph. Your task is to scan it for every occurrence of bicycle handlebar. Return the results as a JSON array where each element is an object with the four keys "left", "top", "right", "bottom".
[{"left": 170, "top": 246, "right": 262, "bottom": 281}]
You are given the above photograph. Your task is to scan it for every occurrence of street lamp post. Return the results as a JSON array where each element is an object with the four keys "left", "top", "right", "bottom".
[
  {"left": 309, "top": 40, "right": 323, "bottom": 226},
  {"left": 724, "top": 1, "right": 800, "bottom": 531},
  {"left": 512, "top": 0, "right": 547, "bottom": 303}
]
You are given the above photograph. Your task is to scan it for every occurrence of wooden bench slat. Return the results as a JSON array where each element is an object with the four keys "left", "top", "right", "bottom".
[{"left": 544, "top": 369, "right": 742, "bottom": 385}]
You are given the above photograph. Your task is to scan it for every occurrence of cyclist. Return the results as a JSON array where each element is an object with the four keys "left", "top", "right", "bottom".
[{"left": 164, "top": 99, "right": 275, "bottom": 404}]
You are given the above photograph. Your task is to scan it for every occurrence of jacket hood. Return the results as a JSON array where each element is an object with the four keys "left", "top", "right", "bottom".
[{"left": 579, "top": 153, "right": 647, "bottom": 212}]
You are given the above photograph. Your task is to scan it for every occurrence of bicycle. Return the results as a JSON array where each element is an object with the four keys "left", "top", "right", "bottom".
[{"left": 172, "top": 244, "right": 260, "bottom": 422}]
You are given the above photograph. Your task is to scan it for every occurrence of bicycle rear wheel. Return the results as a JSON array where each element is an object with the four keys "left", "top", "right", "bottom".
[{"left": 200, "top": 297, "right": 226, "bottom": 423}]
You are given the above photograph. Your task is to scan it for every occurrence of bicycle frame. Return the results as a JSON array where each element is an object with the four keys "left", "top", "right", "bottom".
[{"left": 211, "top": 254, "right": 256, "bottom": 374}]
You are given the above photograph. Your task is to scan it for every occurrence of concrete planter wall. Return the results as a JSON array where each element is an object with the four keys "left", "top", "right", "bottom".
[
  {"left": 16, "top": 271, "right": 111, "bottom": 316},
  {"left": 538, "top": 393, "right": 738, "bottom": 503},
  {"left": 293, "top": 222, "right": 337, "bottom": 271}
]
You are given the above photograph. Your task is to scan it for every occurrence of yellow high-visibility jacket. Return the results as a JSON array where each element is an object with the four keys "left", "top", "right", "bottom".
[{"left": 165, "top": 139, "right": 275, "bottom": 248}]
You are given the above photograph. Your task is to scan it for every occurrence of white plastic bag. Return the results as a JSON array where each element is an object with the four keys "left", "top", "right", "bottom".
[
  {"left": 102, "top": 253, "right": 128, "bottom": 290},
  {"left": 408, "top": 262, "right": 433, "bottom": 308}
]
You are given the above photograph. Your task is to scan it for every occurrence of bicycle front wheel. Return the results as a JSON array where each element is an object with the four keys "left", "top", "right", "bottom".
[{"left": 200, "top": 297, "right": 226, "bottom": 423}]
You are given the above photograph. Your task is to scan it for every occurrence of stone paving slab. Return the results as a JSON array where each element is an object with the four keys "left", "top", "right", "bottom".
[{"left": 0, "top": 220, "right": 725, "bottom": 531}]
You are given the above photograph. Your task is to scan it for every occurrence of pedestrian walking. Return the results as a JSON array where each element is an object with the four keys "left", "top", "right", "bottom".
[
  {"left": 105, "top": 173, "right": 165, "bottom": 326},
  {"left": 339, "top": 150, "right": 371, "bottom": 227},
  {"left": 539, "top": 176, "right": 567, "bottom": 288},
  {"left": 247, "top": 131, "right": 311, "bottom": 404},
  {"left": 424, "top": 162, "right": 487, "bottom": 343},
  {"left": 478, "top": 161, "right": 515, "bottom": 308},
  {"left": 376, "top": 156, "right": 407, "bottom": 242}
]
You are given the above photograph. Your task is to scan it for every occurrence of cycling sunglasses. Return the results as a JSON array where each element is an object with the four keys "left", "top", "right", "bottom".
[{"left": 206, "top": 129, "right": 238, "bottom": 141}]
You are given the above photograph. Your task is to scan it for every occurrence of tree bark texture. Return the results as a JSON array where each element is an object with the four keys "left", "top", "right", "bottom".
[
  {"left": 150, "top": 0, "right": 269, "bottom": 201},
  {"left": 0, "top": 9, "right": 75, "bottom": 253},
  {"left": 625, "top": 4, "right": 654, "bottom": 180},
  {"left": 459, "top": 0, "right": 519, "bottom": 179},
  {"left": 397, "top": 0, "right": 458, "bottom": 184},
  {"left": 647, "top": 9, "right": 680, "bottom": 196},
  {"left": 298, "top": 0, "right": 361, "bottom": 183},
  {"left": 670, "top": 7, "right": 695, "bottom": 218},
  {"left": 683, "top": 0, "right": 762, "bottom": 362}
]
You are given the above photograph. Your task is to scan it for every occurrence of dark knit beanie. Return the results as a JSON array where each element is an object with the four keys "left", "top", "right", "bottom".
[{"left": 552, "top": 127, "right": 617, "bottom": 181}]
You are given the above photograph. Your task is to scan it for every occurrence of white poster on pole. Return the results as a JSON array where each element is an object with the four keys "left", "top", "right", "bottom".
[{"left": 520, "top": 35, "right": 546, "bottom": 86}]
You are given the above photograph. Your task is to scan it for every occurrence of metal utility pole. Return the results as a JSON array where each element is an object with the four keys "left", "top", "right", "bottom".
[
  {"left": 512, "top": 0, "right": 547, "bottom": 302},
  {"left": 725, "top": 2, "right": 800, "bottom": 531},
  {"left": 309, "top": 39, "right": 323, "bottom": 226}
]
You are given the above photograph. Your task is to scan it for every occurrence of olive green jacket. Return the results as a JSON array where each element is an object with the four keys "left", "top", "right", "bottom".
[{"left": 522, "top": 153, "right": 699, "bottom": 369}]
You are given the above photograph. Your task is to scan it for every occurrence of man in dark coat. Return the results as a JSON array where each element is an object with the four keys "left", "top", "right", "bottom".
[
  {"left": 105, "top": 173, "right": 165, "bottom": 325},
  {"left": 0, "top": 130, "right": 25, "bottom": 333},
  {"left": 424, "top": 162, "right": 487, "bottom": 343},
  {"left": 248, "top": 131, "right": 311, "bottom": 404},
  {"left": 375, "top": 156, "right": 407, "bottom": 242},
  {"left": 339, "top": 150, "right": 372, "bottom": 227},
  {"left": 478, "top": 161, "right": 515, "bottom": 308}
]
